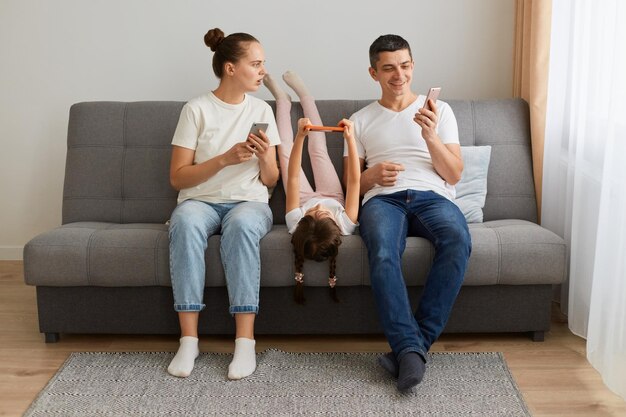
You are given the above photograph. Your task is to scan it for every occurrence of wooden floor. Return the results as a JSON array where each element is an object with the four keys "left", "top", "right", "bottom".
[{"left": 1, "top": 260, "right": 625, "bottom": 417}]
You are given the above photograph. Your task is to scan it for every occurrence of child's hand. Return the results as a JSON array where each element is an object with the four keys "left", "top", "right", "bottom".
[
  {"left": 296, "top": 118, "right": 311, "bottom": 138},
  {"left": 339, "top": 119, "right": 355, "bottom": 142}
]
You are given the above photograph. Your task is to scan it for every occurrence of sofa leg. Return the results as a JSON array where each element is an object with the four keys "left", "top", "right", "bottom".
[
  {"left": 45, "top": 332, "right": 60, "bottom": 343},
  {"left": 530, "top": 331, "right": 545, "bottom": 342}
]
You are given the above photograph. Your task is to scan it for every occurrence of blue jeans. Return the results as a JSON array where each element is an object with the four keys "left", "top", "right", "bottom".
[
  {"left": 168, "top": 199, "right": 273, "bottom": 315},
  {"left": 359, "top": 190, "right": 471, "bottom": 361}
]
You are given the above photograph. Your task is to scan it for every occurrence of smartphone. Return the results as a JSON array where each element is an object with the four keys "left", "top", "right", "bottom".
[
  {"left": 248, "top": 122, "right": 269, "bottom": 137},
  {"left": 305, "top": 124, "right": 345, "bottom": 132},
  {"left": 422, "top": 87, "right": 441, "bottom": 111},
  {"left": 247, "top": 122, "right": 269, "bottom": 151}
]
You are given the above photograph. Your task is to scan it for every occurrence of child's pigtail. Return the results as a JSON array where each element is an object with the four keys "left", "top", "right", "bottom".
[
  {"left": 294, "top": 252, "right": 306, "bottom": 304},
  {"left": 329, "top": 255, "right": 339, "bottom": 302}
]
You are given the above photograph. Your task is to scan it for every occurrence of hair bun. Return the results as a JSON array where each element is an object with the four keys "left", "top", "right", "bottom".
[{"left": 204, "top": 28, "right": 225, "bottom": 51}]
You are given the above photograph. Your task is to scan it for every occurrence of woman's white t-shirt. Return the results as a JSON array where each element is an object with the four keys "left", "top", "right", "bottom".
[
  {"left": 285, "top": 198, "right": 357, "bottom": 236},
  {"left": 171, "top": 92, "right": 280, "bottom": 204}
]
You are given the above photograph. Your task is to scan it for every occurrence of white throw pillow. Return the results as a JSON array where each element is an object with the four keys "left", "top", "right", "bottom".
[{"left": 455, "top": 146, "right": 492, "bottom": 223}]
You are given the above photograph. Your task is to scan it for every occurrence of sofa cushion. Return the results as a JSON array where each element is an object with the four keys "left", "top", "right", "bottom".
[
  {"left": 24, "top": 220, "right": 565, "bottom": 288},
  {"left": 63, "top": 102, "right": 181, "bottom": 225},
  {"left": 455, "top": 146, "right": 492, "bottom": 223},
  {"left": 260, "top": 226, "right": 368, "bottom": 288},
  {"left": 60, "top": 100, "right": 539, "bottom": 225},
  {"left": 448, "top": 99, "right": 537, "bottom": 222},
  {"left": 461, "top": 220, "right": 566, "bottom": 286},
  {"left": 24, "top": 222, "right": 170, "bottom": 287}
]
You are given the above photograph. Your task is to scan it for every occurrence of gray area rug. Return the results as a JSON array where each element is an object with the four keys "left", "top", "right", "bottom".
[{"left": 25, "top": 350, "right": 531, "bottom": 416}]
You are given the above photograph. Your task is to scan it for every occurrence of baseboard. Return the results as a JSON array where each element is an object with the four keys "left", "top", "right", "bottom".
[{"left": 0, "top": 246, "right": 23, "bottom": 260}]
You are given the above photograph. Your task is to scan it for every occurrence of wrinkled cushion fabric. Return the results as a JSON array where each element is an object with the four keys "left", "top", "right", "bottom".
[{"left": 455, "top": 146, "right": 492, "bottom": 223}]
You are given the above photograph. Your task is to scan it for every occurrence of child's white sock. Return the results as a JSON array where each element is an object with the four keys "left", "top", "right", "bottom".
[
  {"left": 167, "top": 336, "right": 199, "bottom": 378},
  {"left": 263, "top": 73, "right": 291, "bottom": 101},
  {"left": 283, "top": 70, "right": 311, "bottom": 99},
  {"left": 227, "top": 337, "right": 257, "bottom": 380}
]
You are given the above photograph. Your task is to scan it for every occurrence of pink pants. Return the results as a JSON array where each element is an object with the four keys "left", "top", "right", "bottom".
[{"left": 276, "top": 97, "right": 345, "bottom": 207}]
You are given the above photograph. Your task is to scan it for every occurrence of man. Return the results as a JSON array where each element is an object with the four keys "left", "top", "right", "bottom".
[{"left": 343, "top": 34, "right": 471, "bottom": 391}]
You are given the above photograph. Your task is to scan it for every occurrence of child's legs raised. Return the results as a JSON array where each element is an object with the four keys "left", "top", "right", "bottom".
[
  {"left": 300, "top": 96, "right": 344, "bottom": 205},
  {"left": 275, "top": 98, "right": 315, "bottom": 200}
]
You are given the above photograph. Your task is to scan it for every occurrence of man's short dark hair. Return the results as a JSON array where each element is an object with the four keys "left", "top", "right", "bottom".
[{"left": 369, "top": 34, "right": 413, "bottom": 68}]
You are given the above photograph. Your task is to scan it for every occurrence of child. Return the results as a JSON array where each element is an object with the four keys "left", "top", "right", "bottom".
[{"left": 264, "top": 71, "right": 360, "bottom": 303}]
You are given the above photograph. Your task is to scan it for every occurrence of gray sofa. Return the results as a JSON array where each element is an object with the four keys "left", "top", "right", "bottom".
[{"left": 23, "top": 98, "right": 566, "bottom": 343}]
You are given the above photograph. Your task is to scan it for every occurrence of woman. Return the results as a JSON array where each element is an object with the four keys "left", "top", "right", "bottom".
[{"left": 167, "top": 28, "right": 279, "bottom": 380}]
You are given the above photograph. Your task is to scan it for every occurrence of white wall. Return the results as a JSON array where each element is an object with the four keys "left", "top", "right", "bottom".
[{"left": 0, "top": 0, "right": 515, "bottom": 259}]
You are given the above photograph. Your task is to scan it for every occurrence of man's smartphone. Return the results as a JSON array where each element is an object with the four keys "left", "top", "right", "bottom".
[
  {"left": 248, "top": 122, "right": 269, "bottom": 137},
  {"left": 421, "top": 87, "right": 441, "bottom": 111}
]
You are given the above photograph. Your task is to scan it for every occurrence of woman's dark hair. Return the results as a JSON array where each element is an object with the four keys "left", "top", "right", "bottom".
[
  {"left": 368, "top": 34, "right": 413, "bottom": 69},
  {"left": 291, "top": 216, "right": 342, "bottom": 304},
  {"left": 204, "top": 28, "right": 259, "bottom": 78}
]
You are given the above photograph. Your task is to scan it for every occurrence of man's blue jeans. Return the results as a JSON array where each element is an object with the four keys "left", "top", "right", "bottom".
[
  {"left": 359, "top": 190, "right": 472, "bottom": 361},
  {"left": 168, "top": 199, "right": 273, "bottom": 315}
]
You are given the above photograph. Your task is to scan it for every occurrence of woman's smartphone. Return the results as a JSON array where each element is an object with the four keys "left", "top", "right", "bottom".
[
  {"left": 422, "top": 87, "right": 441, "bottom": 111},
  {"left": 248, "top": 122, "right": 269, "bottom": 137},
  {"left": 247, "top": 122, "right": 269, "bottom": 151}
]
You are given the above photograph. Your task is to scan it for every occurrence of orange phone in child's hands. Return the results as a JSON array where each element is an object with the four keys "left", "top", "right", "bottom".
[
  {"left": 305, "top": 125, "right": 345, "bottom": 132},
  {"left": 422, "top": 87, "right": 441, "bottom": 111}
]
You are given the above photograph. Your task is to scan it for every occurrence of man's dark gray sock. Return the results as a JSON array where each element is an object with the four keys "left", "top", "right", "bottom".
[
  {"left": 397, "top": 352, "right": 426, "bottom": 391},
  {"left": 377, "top": 352, "right": 399, "bottom": 378}
]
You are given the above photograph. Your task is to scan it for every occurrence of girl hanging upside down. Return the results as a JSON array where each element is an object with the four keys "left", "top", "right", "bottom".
[{"left": 264, "top": 71, "right": 360, "bottom": 303}]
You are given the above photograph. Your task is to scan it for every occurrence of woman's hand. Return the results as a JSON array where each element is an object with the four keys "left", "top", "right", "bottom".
[
  {"left": 414, "top": 100, "right": 439, "bottom": 143},
  {"left": 246, "top": 129, "right": 273, "bottom": 162},
  {"left": 221, "top": 142, "right": 254, "bottom": 166}
]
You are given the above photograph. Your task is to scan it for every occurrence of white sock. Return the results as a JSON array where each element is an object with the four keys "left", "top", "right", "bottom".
[
  {"left": 167, "top": 336, "right": 199, "bottom": 378},
  {"left": 283, "top": 70, "right": 311, "bottom": 99},
  {"left": 263, "top": 73, "right": 291, "bottom": 101},
  {"left": 227, "top": 338, "right": 257, "bottom": 380}
]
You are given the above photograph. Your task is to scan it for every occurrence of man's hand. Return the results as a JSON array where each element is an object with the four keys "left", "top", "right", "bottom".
[
  {"left": 414, "top": 99, "right": 439, "bottom": 143},
  {"left": 364, "top": 161, "right": 405, "bottom": 187}
]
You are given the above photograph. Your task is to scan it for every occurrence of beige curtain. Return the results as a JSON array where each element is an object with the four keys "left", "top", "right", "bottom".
[{"left": 513, "top": 0, "right": 552, "bottom": 220}]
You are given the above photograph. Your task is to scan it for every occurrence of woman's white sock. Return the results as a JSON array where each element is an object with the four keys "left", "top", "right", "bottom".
[
  {"left": 167, "top": 336, "right": 199, "bottom": 378},
  {"left": 227, "top": 337, "right": 257, "bottom": 380}
]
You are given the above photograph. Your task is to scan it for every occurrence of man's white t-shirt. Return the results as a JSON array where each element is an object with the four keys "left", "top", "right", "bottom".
[
  {"left": 285, "top": 197, "right": 357, "bottom": 236},
  {"left": 172, "top": 92, "right": 280, "bottom": 204},
  {"left": 345, "top": 95, "right": 459, "bottom": 205}
]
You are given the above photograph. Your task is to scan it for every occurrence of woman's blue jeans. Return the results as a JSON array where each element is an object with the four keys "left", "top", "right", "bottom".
[
  {"left": 359, "top": 190, "right": 472, "bottom": 361},
  {"left": 168, "top": 199, "right": 273, "bottom": 315}
]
